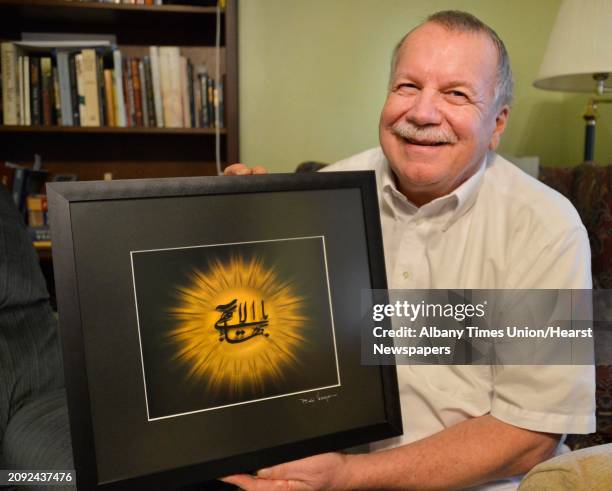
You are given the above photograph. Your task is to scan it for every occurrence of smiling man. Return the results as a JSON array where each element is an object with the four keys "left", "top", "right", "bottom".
[{"left": 223, "top": 10, "right": 594, "bottom": 490}]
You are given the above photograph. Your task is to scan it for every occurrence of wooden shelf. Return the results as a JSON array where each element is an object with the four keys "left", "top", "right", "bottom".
[
  {"left": 0, "top": 125, "right": 227, "bottom": 135},
  {"left": 0, "top": 0, "right": 225, "bottom": 45},
  {"left": 0, "top": 0, "right": 218, "bottom": 15}
]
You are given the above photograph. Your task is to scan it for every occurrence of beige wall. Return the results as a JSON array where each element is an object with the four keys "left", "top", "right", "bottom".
[{"left": 238, "top": 0, "right": 612, "bottom": 173}]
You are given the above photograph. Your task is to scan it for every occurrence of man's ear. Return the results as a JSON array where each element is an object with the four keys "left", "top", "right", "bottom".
[{"left": 489, "top": 105, "right": 509, "bottom": 150}]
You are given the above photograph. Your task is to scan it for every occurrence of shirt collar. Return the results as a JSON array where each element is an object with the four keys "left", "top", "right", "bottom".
[{"left": 381, "top": 154, "right": 488, "bottom": 230}]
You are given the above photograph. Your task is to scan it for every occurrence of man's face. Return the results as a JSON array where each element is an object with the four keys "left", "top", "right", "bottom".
[{"left": 379, "top": 22, "right": 509, "bottom": 204}]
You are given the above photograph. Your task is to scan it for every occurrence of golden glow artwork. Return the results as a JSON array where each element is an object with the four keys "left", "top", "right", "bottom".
[{"left": 168, "top": 256, "right": 307, "bottom": 396}]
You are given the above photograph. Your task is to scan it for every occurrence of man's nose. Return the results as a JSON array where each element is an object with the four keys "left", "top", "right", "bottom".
[{"left": 407, "top": 90, "right": 442, "bottom": 126}]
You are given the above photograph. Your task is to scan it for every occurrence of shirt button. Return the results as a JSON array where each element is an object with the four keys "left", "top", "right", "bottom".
[{"left": 403, "top": 271, "right": 411, "bottom": 280}]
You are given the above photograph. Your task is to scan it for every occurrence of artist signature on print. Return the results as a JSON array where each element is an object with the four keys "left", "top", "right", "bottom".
[{"left": 299, "top": 392, "right": 338, "bottom": 405}]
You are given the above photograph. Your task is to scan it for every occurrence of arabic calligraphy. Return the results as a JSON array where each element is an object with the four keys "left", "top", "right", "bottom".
[{"left": 215, "top": 298, "right": 270, "bottom": 344}]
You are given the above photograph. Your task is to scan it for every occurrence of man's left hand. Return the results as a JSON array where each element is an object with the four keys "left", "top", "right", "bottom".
[{"left": 221, "top": 452, "right": 350, "bottom": 490}]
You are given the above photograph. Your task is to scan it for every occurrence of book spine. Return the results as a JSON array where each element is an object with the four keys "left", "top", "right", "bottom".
[
  {"left": 30, "top": 56, "right": 41, "bottom": 126},
  {"left": 193, "top": 65, "right": 204, "bottom": 128},
  {"left": 133, "top": 58, "right": 145, "bottom": 127},
  {"left": 18, "top": 55, "right": 25, "bottom": 125},
  {"left": 199, "top": 70, "right": 209, "bottom": 128},
  {"left": 41, "top": 57, "right": 53, "bottom": 126},
  {"left": 103, "top": 69, "right": 116, "bottom": 127},
  {"left": 213, "top": 77, "right": 220, "bottom": 128},
  {"left": 56, "top": 50, "right": 73, "bottom": 126},
  {"left": 207, "top": 75, "right": 214, "bottom": 129},
  {"left": 218, "top": 75, "right": 225, "bottom": 129},
  {"left": 149, "top": 46, "right": 164, "bottom": 127},
  {"left": 24, "top": 56, "right": 31, "bottom": 125},
  {"left": 143, "top": 56, "right": 156, "bottom": 127},
  {"left": 1, "top": 43, "right": 19, "bottom": 125},
  {"left": 52, "top": 65, "right": 61, "bottom": 125},
  {"left": 75, "top": 53, "right": 86, "bottom": 125},
  {"left": 69, "top": 52, "right": 81, "bottom": 126},
  {"left": 124, "top": 57, "right": 135, "bottom": 127},
  {"left": 180, "top": 56, "right": 190, "bottom": 128},
  {"left": 187, "top": 59, "right": 195, "bottom": 128},
  {"left": 159, "top": 47, "right": 182, "bottom": 127},
  {"left": 138, "top": 60, "right": 149, "bottom": 128},
  {"left": 112, "top": 49, "right": 127, "bottom": 127},
  {"left": 26, "top": 194, "right": 46, "bottom": 228},
  {"left": 81, "top": 49, "right": 100, "bottom": 126},
  {"left": 97, "top": 52, "right": 107, "bottom": 126}
]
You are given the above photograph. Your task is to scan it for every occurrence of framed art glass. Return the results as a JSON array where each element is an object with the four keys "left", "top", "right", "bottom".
[{"left": 48, "top": 171, "right": 401, "bottom": 489}]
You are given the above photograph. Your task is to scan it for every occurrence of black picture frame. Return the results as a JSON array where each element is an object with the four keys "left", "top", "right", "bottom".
[{"left": 47, "top": 171, "right": 401, "bottom": 490}]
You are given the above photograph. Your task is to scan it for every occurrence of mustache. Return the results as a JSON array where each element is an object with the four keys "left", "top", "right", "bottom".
[{"left": 392, "top": 121, "right": 458, "bottom": 144}]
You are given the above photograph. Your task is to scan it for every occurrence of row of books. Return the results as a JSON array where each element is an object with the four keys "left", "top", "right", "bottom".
[
  {"left": 67, "top": 1, "right": 213, "bottom": 5},
  {"left": 1, "top": 42, "right": 225, "bottom": 129}
]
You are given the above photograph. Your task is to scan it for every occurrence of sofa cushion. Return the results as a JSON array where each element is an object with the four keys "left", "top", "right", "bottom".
[{"left": 519, "top": 443, "right": 612, "bottom": 491}]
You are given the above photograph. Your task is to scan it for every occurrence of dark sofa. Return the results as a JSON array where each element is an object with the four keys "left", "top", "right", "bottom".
[{"left": 0, "top": 185, "right": 73, "bottom": 490}]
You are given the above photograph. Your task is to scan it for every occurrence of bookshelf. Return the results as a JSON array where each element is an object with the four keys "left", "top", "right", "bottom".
[{"left": 0, "top": 0, "right": 240, "bottom": 181}]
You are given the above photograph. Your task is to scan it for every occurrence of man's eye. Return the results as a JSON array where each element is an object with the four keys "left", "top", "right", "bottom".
[
  {"left": 396, "top": 83, "right": 418, "bottom": 91},
  {"left": 449, "top": 90, "right": 468, "bottom": 99}
]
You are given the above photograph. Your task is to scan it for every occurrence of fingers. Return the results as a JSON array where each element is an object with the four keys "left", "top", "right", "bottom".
[
  {"left": 223, "top": 164, "right": 269, "bottom": 176},
  {"left": 223, "top": 163, "right": 252, "bottom": 176},
  {"left": 220, "top": 474, "right": 288, "bottom": 490},
  {"left": 252, "top": 166, "right": 268, "bottom": 175}
]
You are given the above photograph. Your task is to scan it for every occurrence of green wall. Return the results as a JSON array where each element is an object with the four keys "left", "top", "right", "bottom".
[{"left": 238, "top": 0, "right": 612, "bottom": 172}]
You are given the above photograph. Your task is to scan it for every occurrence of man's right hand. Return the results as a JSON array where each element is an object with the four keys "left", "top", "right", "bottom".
[{"left": 224, "top": 163, "right": 268, "bottom": 176}]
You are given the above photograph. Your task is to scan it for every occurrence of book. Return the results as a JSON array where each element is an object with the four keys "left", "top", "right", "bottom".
[
  {"left": 124, "top": 57, "right": 135, "bottom": 126},
  {"left": 28, "top": 226, "right": 51, "bottom": 242},
  {"left": 52, "top": 66, "right": 62, "bottom": 124},
  {"left": 75, "top": 53, "right": 86, "bottom": 124},
  {"left": 131, "top": 58, "right": 143, "bottom": 127},
  {"left": 26, "top": 194, "right": 47, "bottom": 227},
  {"left": 138, "top": 59, "right": 149, "bottom": 127},
  {"left": 187, "top": 60, "right": 196, "bottom": 128},
  {"left": 69, "top": 52, "right": 81, "bottom": 126},
  {"left": 104, "top": 68, "right": 116, "bottom": 127},
  {"left": 112, "top": 49, "right": 127, "bottom": 127},
  {"left": 218, "top": 75, "right": 225, "bottom": 129},
  {"left": 41, "top": 57, "right": 53, "bottom": 125},
  {"left": 180, "top": 56, "right": 190, "bottom": 128},
  {"left": 143, "top": 56, "right": 156, "bottom": 127},
  {"left": 96, "top": 52, "right": 107, "bottom": 126},
  {"left": 56, "top": 50, "right": 73, "bottom": 125},
  {"left": 18, "top": 55, "right": 25, "bottom": 125},
  {"left": 1, "top": 42, "right": 19, "bottom": 125},
  {"left": 30, "top": 56, "right": 41, "bottom": 126},
  {"left": 198, "top": 67, "right": 209, "bottom": 127},
  {"left": 159, "top": 47, "right": 182, "bottom": 127},
  {"left": 207, "top": 75, "right": 214, "bottom": 128},
  {"left": 81, "top": 49, "right": 101, "bottom": 126},
  {"left": 149, "top": 46, "right": 164, "bottom": 128}
]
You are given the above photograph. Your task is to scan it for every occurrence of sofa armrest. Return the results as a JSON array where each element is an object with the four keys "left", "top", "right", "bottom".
[{"left": 519, "top": 443, "right": 612, "bottom": 490}]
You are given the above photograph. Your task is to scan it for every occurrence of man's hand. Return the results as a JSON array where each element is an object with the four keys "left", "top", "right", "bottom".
[
  {"left": 222, "top": 414, "right": 558, "bottom": 490},
  {"left": 221, "top": 452, "right": 350, "bottom": 491},
  {"left": 224, "top": 163, "right": 268, "bottom": 176}
]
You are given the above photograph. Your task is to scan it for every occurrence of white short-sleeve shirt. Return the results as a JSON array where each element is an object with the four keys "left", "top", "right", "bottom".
[{"left": 322, "top": 147, "right": 596, "bottom": 490}]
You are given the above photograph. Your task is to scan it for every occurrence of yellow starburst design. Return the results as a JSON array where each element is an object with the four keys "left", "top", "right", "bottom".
[{"left": 168, "top": 255, "right": 307, "bottom": 397}]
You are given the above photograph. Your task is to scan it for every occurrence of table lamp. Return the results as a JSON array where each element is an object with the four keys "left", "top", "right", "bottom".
[{"left": 533, "top": 0, "right": 612, "bottom": 162}]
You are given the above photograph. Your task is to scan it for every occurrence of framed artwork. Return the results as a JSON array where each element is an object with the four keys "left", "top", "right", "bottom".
[{"left": 48, "top": 171, "right": 401, "bottom": 490}]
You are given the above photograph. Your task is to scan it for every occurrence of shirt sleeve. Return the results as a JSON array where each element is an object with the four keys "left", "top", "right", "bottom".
[{"left": 491, "top": 226, "right": 596, "bottom": 434}]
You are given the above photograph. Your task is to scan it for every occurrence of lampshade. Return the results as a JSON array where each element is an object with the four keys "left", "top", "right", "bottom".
[{"left": 534, "top": 0, "right": 612, "bottom": 92}]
